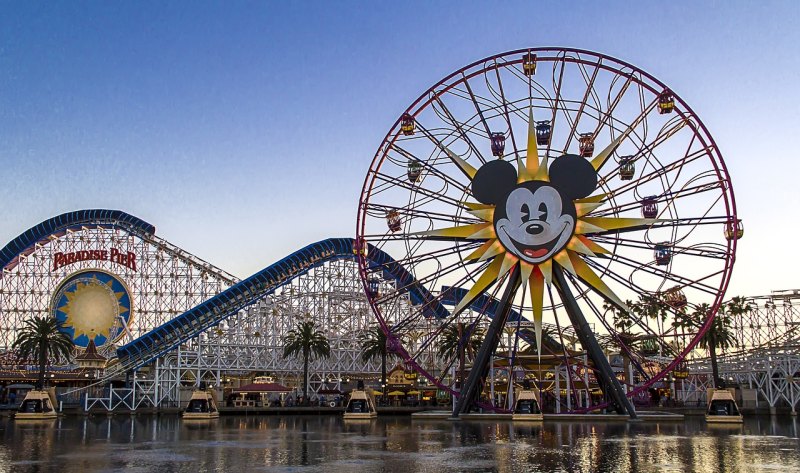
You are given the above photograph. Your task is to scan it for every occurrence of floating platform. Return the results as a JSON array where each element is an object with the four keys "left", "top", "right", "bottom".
[
  {"left": 512, "top": 389, "right": 543, "bottom": 421},
  {"left": 15, "top": 390, "right": 58, "bottom": 420},
  {"left": 182, "top": 390, "right": 220, "bottom": 420},
  {"left": 343, "top": 390, "right": 377, "bottom": 420},
  {"left": 705, "top": 388, "right": 744, "bottom": 424}
]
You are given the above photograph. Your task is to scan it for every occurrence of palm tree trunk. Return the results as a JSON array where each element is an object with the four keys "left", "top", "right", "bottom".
[
  {"left": 709, "top": 335, "right": 720, "bottom": 388},
  {"left": 303, "top": 349, "right": 309, "bottom": 403},
  {"left": 457, "top": 323, "right": 465, "bottom": 391},
  {"left": 38, "top": 340, "right": 47, "bottom": 390},
  {"left": 381, "top": 351, "right": 387, "bottom": 401}
]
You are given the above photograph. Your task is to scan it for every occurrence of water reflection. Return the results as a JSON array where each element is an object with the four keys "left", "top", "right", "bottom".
[{"left": 0, "top": 415, "right": 798, "bottom": 472}]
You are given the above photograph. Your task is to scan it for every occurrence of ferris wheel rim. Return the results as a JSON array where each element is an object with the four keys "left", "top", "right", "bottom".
[{"left": 356, "top": 46, "right": 738, "bottom": 409}]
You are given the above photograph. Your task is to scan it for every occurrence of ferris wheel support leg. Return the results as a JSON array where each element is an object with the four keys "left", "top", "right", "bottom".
[
  {"left": 454, "top": 266, "right": 522, "bottom": 417},
  {"left": 552, "top": 266, "right": 638, "bottom": 419}
]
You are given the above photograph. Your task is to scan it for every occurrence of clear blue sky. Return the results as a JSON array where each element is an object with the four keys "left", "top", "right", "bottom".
[{"left": 1, "top": 1, "right": 798, "bottom": 297}]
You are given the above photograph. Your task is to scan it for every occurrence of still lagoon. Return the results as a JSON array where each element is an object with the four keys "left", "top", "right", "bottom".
[{"left": 1, "top": 414, "right": 798, "bottom": 472}]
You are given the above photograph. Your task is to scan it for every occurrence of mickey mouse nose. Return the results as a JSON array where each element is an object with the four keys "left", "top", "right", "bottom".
[{"left": 526, "top": 223, "right": 544, "bottom": 235}]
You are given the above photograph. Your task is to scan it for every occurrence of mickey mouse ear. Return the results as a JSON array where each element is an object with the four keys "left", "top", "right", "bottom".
[
  {"left": 549, "top": 154, "right": 598, "bottom": 200},
  {"left": 471, "top": 160, "right": 517, "bottom": 205}
]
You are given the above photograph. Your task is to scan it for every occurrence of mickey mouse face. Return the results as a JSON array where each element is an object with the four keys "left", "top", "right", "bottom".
[
  {"left": 495, "top": 183, "right": 575, "bottom": 264},
  {"left": 471, "top": 155, "right": 598, "bottom": 265}
]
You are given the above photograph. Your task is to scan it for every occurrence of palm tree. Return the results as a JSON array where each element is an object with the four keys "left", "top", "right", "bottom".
[
  {"left": 674, "top": 303, "right": 735, "bottom": 388},
  {"left": 282, "top": 320, "right": 331, "bottom": 401},
  {"left": 438, "top": 323, "right": 484, "bottom": 390},
  {"left": 437, "top": 323, "right": 484, "bottom": 360},
  {"left": 12, "top": 316, "right": 74, "bottom": 390},
  {"left": 603, "top": 300, "right": 638, "bottom": 349},
  {"left": 724, "top": 296, "right": 750, "bottom": 347},
  {"left": 359, "top": 326, "right": 391, "bottom": 397},
  {"left": 632, "top": 293, "right": 669, "bottom": 344}
]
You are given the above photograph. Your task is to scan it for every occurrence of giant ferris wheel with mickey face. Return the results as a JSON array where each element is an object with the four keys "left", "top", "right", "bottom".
[{"left": 356, "top": 48, "right": 740, "bottom": 415}]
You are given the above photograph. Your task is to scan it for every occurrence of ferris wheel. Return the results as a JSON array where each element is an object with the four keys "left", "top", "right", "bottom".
[{"left": 356, "top": 48, "right": 739, "bottom": 415}]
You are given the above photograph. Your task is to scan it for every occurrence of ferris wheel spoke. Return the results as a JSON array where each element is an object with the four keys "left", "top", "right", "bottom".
[
  {"left": 605, "top": 144, "right": 714, "bottom": 198},
  {"left": 415, "top": 122, "right": 480, "bottom": 180},
  {"left": 582, "top": 214, "right": 728, "bottom": 238},
  {"left": 461, "top": 74, "right": 496, "bottom": 141},
  {"left": 376, "top": 258, "right": 489, "bottom": 311},
  {"left": 547, "top": 58, "right": 567, "bottom": 155},
  {"left": 491, "top": 61, "right": 520, "bottom": 157},
  {"left": 580, "top": 257, "right": 653, "bottom": 302},
  {"left": 590, "top": 236, "right": 729, "bottom": 260},
  {"left": 371, "top": 172, "right": 472, "bottom": 211},
  {"left": 374, "top": 242, "right": 483, "bottom": 273},
  {"left": 562, "top": 57, "right": 602, "bottom": 152},
  {"left": 597, "top": 116, "right": 692, "bottom": 185},
  {"left": 365, "top": 201, "right": 481, "bottom": 225},
  {"left": 592, "top": 73, "right": 635, "bottom": 137},
  {"left": 367, "top": 183, "right": 459, "bottom": 215},
  {"left": 592, "top": 253, "right": 721, "bottom": 295},
  {"left": 430, "top": 94, "right": 489, "bottom": 163},
  {"left": 391, "top": 144, "right": 473, "bottom": 194},
  {"left": 589, "top": 181, "right": 727, "bottom": 219}
]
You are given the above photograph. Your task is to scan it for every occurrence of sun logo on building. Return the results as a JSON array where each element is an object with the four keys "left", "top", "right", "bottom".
[
  {"left": 414, "top": 111, "right": 657, "bottom": 355},
  {"left": 51, "top": 270, "right": 133, "bottom": 348}
]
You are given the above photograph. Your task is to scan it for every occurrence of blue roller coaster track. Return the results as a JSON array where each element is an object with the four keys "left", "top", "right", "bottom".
[
  {"left": 115, "top": 237, "right": 448, "bottom": 373},
  {"left": 0, "top": 209, "right": 155, "bottom": 271}
]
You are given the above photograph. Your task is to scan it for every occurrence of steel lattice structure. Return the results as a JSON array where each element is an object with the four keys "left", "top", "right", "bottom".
[
  {"left": 728, "top": 290, "right": 800, "bottom": 350},
  {"left": 675, "top": 290, "right": 800, "bottom": 413},
  {"left": 142, "top": 258, "right": 388, "bottom": 407},
  {"left": 0, "top": 217, "right": 236, "bottom": 356}
]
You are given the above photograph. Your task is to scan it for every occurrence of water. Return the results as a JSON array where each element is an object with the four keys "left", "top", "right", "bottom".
[{"left": 1, "top": 415, "right": 798, "bottom": 472}]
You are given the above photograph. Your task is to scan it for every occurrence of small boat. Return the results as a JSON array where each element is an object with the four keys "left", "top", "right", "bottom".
[
  {"left": 705, "top": 388, "right": 743, "bottom": 423},
  {"left": 512, "top": 388, "right": 543, "bottom": 421},
  {"left": 15, "top": 389, "right": 58, "bottom": 420},
  {"left": 182, "top": 389, "right": 220, "bottom": 420},
  {"left": 344, "top": 389, "right": 377, "bottom": 420}
]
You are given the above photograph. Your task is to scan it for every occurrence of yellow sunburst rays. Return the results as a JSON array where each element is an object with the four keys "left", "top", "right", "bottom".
[
  {"left": 412, "top": 110, "right": 657, "bottom": 358},
  {"left": 59, "top": 277, "right": 128, "bottom": 341}
]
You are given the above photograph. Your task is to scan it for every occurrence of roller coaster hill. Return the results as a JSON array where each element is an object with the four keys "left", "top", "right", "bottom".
[{"left": 0, "top": 209, "right": 796, "bottom": 415}]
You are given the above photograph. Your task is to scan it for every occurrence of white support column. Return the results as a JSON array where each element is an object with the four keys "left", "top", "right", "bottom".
[
  {"left": 583, "top": 354, "right": 590, "bottom": 408},
  {"left": 566, "top": 368, "right": 572, "bottom": 411},
  {"left": 154, "top": 358, "right": 160, "bottom": 409},
  {"left": 555, "top": 368, "right": 561, "bottom": 414},
  {"left": 132, "top": 374, "right": 137, "bottom": 411},
  {"left": 627, "top": 362, "right": 634, "bottom": 394},
  {"left": 490, "top": 358, "right": 495, "bottom": 406}
]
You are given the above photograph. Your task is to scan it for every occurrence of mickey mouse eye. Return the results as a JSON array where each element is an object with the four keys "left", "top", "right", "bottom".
[
  {"left": 538, "top": 202, "right": 548, "bottom": 221},
  {"left": 521, "top": 203, "right": 530, "bottom": 221}
]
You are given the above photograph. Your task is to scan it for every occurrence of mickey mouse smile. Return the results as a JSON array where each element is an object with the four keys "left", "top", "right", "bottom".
[{"left": 497, "top": 220, "right": 573, "bottom": 262}]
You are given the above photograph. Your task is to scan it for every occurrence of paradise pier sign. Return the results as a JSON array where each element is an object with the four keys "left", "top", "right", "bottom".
[{"left": 53, "top": 248, "right": 138, "bottom": 272}]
